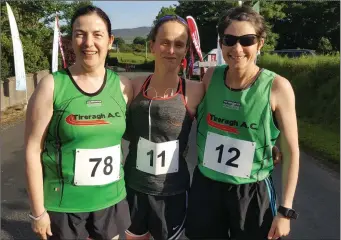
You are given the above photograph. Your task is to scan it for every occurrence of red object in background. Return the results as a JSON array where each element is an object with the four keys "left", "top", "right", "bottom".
[{"left": 181, "top": 58, "right": 187, "bottom": 70}]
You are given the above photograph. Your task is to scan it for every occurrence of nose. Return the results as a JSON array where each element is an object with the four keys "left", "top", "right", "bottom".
[
  {"left": 168, "top": 44, "right": 175, "bottom": 55},
  {"left": 232, "top": 41, "right": 243, "bottom": 52},
  {"left": 83, "top": 34, "right": 94, "bottom": 47}
]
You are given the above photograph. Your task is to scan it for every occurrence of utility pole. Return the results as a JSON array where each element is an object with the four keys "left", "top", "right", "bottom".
[{"left": 145, "top": 41, "right": 148, "bottom": 60}]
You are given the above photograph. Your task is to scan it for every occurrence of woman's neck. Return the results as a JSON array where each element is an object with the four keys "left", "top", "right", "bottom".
[
  {"left": 150, "top": 66, "right": 180, "bottom": 89},
  {"left": 70, "top": 63, "right": 106, "bottom": 79},
  {"left": 226, "top": 65, "right": 260, "bottom": 89}
]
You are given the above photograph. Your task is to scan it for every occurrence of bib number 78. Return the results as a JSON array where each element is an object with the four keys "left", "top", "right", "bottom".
[
  {"left": 203, "top": 132, "right": 255, "bottom": 178},
  {"left": 89, "top": 156, "right": 113, "bottom": 177}
]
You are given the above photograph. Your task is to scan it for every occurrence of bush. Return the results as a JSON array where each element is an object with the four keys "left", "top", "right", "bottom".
[{"left": 258, "top": 54, "right": 340, "bottom": 126}]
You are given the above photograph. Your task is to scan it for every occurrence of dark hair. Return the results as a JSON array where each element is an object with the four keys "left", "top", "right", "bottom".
[
  {"left": 149, "top": 15, "right": 190, "bottom": 46},
  {"left": 217, "top": 6, "right": 267, "bottom": 39},
  {"left": 71, "top": 5, "right": 112, "bottom": 37}
]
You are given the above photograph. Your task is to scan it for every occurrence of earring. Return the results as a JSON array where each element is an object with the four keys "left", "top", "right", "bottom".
[{"left": 257, "top": 50, "right": 260, "bottom": 55}]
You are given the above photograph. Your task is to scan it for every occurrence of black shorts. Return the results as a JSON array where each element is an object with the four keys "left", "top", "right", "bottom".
[
  {"left": 126, "top": 186, "right": 187, "bottom": 240},
  {"left": 185, "top": 167, "right": 277, "bottom": 240},
  {"left": 48, "top": 199, "right": 131, "bottom": 240}
]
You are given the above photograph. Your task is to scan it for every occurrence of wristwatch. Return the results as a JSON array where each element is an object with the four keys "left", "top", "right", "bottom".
[{"left": 277, "top": 206, "right": 298, "bottom": 219}]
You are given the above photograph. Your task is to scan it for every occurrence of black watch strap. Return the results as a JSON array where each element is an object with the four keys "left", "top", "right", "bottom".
[{"left": 278, "top": 206, "right": 298, "bottom": 219}]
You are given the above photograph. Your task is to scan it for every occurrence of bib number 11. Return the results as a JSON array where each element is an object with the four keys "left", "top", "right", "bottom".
[{"left": 147, "top": 150, "right": 165, "bottom": 167}]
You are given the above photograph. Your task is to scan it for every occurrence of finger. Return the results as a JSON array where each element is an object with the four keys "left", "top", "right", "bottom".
[
  {"left": 47, "top": 225, "right": 53, "bottom": 236},
  {"left": 267, "top": 225, "right": 276, "bottom": 239},
  {"left": 273, "top": 229, "right": 281, "bottom": 240},
  {"left": 40, "top": 232, "right": 47, "bottom": 240}
]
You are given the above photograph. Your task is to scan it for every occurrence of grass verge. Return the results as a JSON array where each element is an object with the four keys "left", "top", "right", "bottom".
[{"left": 298, "top": 119, "right": 339, "bottom": 165}]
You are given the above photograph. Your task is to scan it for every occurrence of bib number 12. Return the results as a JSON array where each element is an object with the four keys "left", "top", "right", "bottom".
[{"left": 215, "top": 144, "right": 240, "bottom": 168}]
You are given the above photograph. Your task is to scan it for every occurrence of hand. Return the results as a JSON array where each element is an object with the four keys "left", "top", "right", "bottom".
[
  {"left": 31, "top": 212, "right": 53, "bottom": 240},
  {"left": 272, "top": 145, "right": 282, "bottom": 166},
  {"left": 267, "top": 214, "right": 290, "bottom": 239}
]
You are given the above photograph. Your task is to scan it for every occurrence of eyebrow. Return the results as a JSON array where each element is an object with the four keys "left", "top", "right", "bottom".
[
  {"left": 73, "top": 29, "right": 105, "bottom": 34},
  {"left": 160, "top": 38, "right": 186, "bottom": 43}
]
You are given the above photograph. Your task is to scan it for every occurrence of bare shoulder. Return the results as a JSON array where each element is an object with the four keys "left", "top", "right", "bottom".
[
  {"left": 185, "top": 79, "right": 205, "bottom": 98},
  {"left": 184, "top": 79, "right": 205, "bottom": 113},
  {"left": 119, "top": 75, "right": 132, "bottom": 90},
  {"left": 26, "top": 73, "right": 54, "bottom": 122},
  {"left": 271, "top": 74, "right": 295, "bottom": 109},
  {"left": 130, "top": 75, "right": 149, "bottom": 97},
  {"left": 202, "top": 67, "right": 216, "bottom": 90},
  {"left": 118, "top": 75, "right": 133, "bottom": 105},
  {"left": 30, "top": 73, "right": 54, "bottom": 102}
]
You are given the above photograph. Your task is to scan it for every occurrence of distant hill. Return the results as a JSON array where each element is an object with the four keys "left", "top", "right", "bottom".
[{"left": 111, "top": 27, "right": 151, "bottom": 43}]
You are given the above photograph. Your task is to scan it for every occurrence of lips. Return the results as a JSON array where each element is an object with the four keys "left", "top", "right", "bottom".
[
  {"left": 229, "top": 55, "right": 245, "bottom": 59},
  {"left": 82, "top": 50, "right": 97, "bottom": 55}
]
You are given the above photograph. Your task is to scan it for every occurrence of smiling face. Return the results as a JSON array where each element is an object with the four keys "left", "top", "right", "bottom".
[
  {"left": 72, "top": 13, "right": 114, "bottom": 71},
  {"left": 150, "top": 21, "right": 188, "bottom": 72},
  {"left": 221, "top": 20, "right": 264, "bottom": 71}
]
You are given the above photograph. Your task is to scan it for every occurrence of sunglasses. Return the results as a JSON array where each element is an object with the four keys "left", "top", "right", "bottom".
[
  {"left": 158, "top": 15, "right": 188, "bottom": 26},
  {"left": 221, "top": 34, "right": 259, "bottom": 47}
]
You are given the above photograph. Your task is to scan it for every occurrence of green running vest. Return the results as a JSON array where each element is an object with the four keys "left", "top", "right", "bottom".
[
  {"left": 42, "top": 68, "right": 127, "bottom": 212},
  {"left": 197, "top": 65, "right": 280, "bottom": 184}
]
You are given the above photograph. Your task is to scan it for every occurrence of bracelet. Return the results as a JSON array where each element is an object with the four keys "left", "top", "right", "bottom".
[{"left": 28, "top": 209, "right": 47, "bottom": 221}]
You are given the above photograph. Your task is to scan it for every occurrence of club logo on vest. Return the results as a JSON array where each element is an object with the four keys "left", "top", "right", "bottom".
[
  {"left": 207, "top": 113, "right": 258, "bottom": 134},
  {"left": 223, "top": 100, "right": 241, "bottom": 110},
  {"left": 86, "top": 100, "right": 102, "bottom": 107},
  {"left": 65, "top": 112, "right": 121, "bottom": 126}
]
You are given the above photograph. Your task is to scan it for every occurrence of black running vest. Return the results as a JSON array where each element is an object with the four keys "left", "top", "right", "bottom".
[{"left": 124, "top": 76, "right": 193, "bottom": 196}]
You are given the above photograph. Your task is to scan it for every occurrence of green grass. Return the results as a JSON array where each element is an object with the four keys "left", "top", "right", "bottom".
[
  {"left": 259, "top": 54, "right": 340, "bottom": 164},
  {"left": 298, "top": 119, "right": 340, "bottom": 164},
  {"left": 108, "top": 51, "right": 154, "bottom": 64}
]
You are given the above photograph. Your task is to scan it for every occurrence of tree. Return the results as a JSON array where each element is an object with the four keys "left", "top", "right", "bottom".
[
  {"left": 114, "top": 37, "right": 125, "bottom": 46},
  {"left": 152, "top": 5, "right": 177, "bottom": 26},
  {"left": 133, "top": 36, "right": 146, "bottom": 45},
  {"left": 273, "top": 2, "right": 340, "bottom": 51},
  {"left": 0, "top": 1, "right": 92, "bottom": 81},
  {"left": 175, "top": 1, "right": 235, "bottom": 53},
  {"left": 317, "top": 37, "right": 333, "bottom": 54}
]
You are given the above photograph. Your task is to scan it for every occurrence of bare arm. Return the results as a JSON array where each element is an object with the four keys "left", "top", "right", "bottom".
[
  {"left": 272, "top": 75, "right": 299, "bottom": 209},
  {"left": 25, "top": 75, "right": 54, "bottom": 216}
]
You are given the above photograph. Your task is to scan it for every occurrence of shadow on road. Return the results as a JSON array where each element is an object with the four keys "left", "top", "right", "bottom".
[{"left": 1, "top": 218, "right": 37, "bottom": 240}]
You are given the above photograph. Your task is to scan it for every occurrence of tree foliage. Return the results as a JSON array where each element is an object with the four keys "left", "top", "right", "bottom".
[
  {"left": 0, "top": 1, "right": 91, "bottom": 81},
  {"left": 151, "top": 1, "right": 339, "bottom": 54},
  {"left": 152, "top": 5, "right": 177, "bottom": 26},
  {"left": 114, "top": 37, "right": 125, "bottom": 46},
  {"left": 133, "top": 36, "right": 146, "bottom": 45}
]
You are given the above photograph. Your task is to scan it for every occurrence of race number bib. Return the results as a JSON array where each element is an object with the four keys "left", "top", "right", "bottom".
[
  {"left": 74, "top": 145, "right": 121, "bottom": 186},
  {"left": 203, "top": 132, "right": 256, "bottom": 178},
  {"left": 136, "top": 137, "right": 179, "bottom": 175}
]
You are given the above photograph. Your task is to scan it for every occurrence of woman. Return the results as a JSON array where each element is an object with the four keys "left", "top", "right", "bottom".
[
  {"left": 123, "top": 15, "right": 205, "bottom": 240},
  {"left": 185, "top": 6, "right": 299, "bottom": 240},
  {"left": 25, "top": 5, "right": 132, "bottom": 240}
]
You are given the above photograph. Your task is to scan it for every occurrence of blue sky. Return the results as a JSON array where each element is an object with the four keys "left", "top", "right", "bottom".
[{"left": 93, "top": 1, "right": 179, "bottom": 30}]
